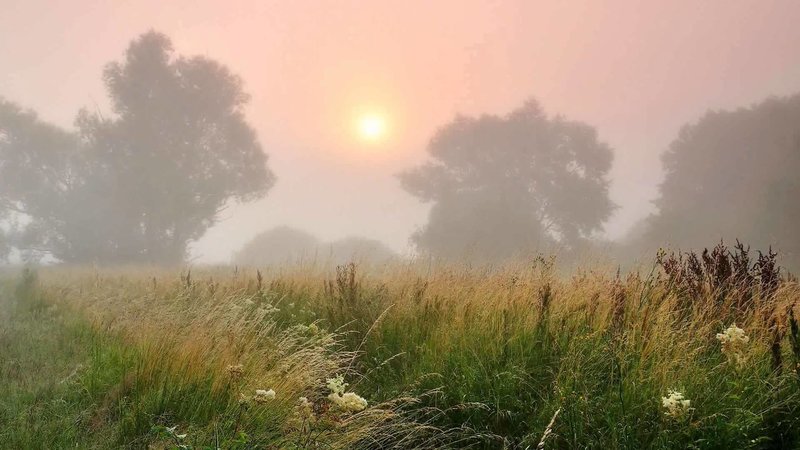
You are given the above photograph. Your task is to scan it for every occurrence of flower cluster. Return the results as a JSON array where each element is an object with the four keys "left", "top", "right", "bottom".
[
  {"left": 253, "top": 388, "right": 276, "bottom": 404},
  {"left": 716, "top": 323, "right": 749, "bottom": 367},
  {"left": 661, "top": 390, "right": 691, "bottom": 419},
  {"left": 328, "top": 392, "right": 368, "bottom": 412},
  {"left": 326, "top": 375, "right": 348, "bottom": 395},
  {"left": 326, "top": 375, "right": 368, "bottom": 412}
]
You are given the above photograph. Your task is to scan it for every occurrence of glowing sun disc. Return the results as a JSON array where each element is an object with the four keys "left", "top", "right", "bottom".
[{"left": 357, "top": 115, "right": 387, "bottom": 141}]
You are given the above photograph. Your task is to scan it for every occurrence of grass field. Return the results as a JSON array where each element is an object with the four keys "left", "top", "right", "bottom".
[{"left": 2, "top": 247, "right": 800, "bottom": 449}]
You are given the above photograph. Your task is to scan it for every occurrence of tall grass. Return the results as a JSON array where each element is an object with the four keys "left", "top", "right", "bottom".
[
  {"left": 4, "top": 267, "right": 475, "bottom": 449},
  {"left": 0, "top": 269, "right": 135, "bottom": 448},
  {"left": 5, "top": 243, "right": 800, "bottom": 448}
]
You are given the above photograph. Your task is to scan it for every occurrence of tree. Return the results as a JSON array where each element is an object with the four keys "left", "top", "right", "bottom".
[
  {"left": 0, "top": 98, "right": 80, "bottom": 261},
  {"left": 399, "top": 99, "right": 615, "bottom": 261},
  {"left": 234, "top": 227, "right": 321, "bottom": 266},
  {"left": 0, "top": 31, "right": 275, "bottom": 264},
  {"left": 325, "top": 236, "right": 396, "bottom": 265},
  {"left": 645, "top": 94, "right": 800, "bottom": 267},
  {"left": 234, "top": 227, "right": 397, "bottom": 266}
]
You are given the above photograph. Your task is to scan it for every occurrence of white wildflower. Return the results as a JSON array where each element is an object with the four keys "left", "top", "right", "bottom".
[
  {"left": 253, "top": 388, "right": 276, "bottom": 404},
  {"left": 661, "top": 390, "right": 691, "bottom": 419},
  {"left": 326, "top": 375, "right": 348, "bottom": 395},
  {"left": 716, "top": 323, "right": 749, "bottom": 367},
  {"left": 328, "top": 391, "right": 368, "bottom": 412},
  {"left": 716, "top": 323, "right": 749, "bottom": 347},
  {"left": 340, "top": 392, "right": 368, "bottom": 412}
]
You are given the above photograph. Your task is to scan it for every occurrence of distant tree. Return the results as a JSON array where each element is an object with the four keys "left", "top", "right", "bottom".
[
  {"left": 646, "top": 94, "right": 800, "bottom": 267},
  {"left": 399, "top": 99, "right": 615, "bottom": 261},
  {"left": 234, "top": 228, "right": 397, "bottom": 267},
  {"left": 0, "top": 98, "right": 80, "bottom": 260},
  {"left": 324, "top": 236, "right": 396, "bottom": 265},
  {"left": 0, "top": 31, "right": 275, "bottom": 264},
  {"left": 234, "top": 227, "right": 321, "bottom": 266}
]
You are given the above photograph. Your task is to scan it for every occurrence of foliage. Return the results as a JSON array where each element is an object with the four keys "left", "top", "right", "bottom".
[
  {"left": 656, "top": 240, "right": 781, "bottom": 312},
  {"left": 399, "top": 99, "right": 615, "bottom": 261},
  {"left": 0, "top": 99, "right": 80, "bottom": 261},
  {"left": 234, "top": 226, "right": 322, "bottom": 266},
  {"left": 2, "top": 267, "right": 472, "bottom": 449},
  {"left": 0, "top": 31, "right": 275, "bottom": 264},
  {"left": 646, "top": 93, "right": 800, "bottom": 269},
  {"left": 234, "top": 226, "right": 397, "bottom": 267},
  {"left": 323, "top": 236, "right": 397, "bottom": 265},
  {"left": 6, "top": 243, "right": 800, "bottom": 448},
  {"left": 0, "top": 273, "right": 134, "bottom": 447}
]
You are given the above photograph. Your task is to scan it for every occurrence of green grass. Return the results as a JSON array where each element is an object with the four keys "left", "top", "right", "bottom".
[
  {"left": 3, "top": 260, "right": 800, "bottom": 449},
  {"left": 262, "top": 263, "right": 800, "bottom": 449},
  {"left": 0, "top": 271, "right": 134, "bottom": 448},
  {"left": 1, "top": 269, "right": 459, "bottom": 449}
]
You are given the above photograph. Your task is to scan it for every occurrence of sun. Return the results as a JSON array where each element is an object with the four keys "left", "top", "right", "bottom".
[{"left": 356, "top": 114, "right": 387, "bottom": 142}]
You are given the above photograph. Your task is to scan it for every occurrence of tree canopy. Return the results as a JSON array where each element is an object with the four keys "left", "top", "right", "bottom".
[
  {"left": 234, "top": 227, "right": 397, "bottom": 266},
  {"left": 234, "top": 226, "right": 322, "bottom": 266},
  {"left": 0, "top": 31, "right": 274, "bottom": 264},
  {"left": 324, "top": 236, "right": 396, "bottom": 265},
  {"left": 399, "top": 99, "right": 615, "bottom": 261},
  {"left": 646, "top": 94, "right": 800, "bottom": 267},
  {"left": 0, "top": 99, "right": 80, "bottom": 260}
]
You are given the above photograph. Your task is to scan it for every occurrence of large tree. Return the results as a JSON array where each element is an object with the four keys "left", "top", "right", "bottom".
[
  {"left": 646, "top": 94, "right": 800, "bottom": 267},
  {"left": 0, "top": 31, "right": 274, "bottom": 263},
  {"left": 400, "top": 100, "right": 615, "bottom": 261}
]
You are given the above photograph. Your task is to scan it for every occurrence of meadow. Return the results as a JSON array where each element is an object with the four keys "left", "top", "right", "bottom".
[{"left": 2, "top": 244, "right": 800, "bottom": 449}]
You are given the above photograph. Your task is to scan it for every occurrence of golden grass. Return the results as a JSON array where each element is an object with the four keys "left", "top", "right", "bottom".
[{"left": 19, "top": 258, "right": 800, "bottom": 448}]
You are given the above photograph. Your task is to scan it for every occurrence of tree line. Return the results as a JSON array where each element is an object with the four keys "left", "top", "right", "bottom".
[{"left": 2, "top": 31, "right": 799, "bottom": 267}]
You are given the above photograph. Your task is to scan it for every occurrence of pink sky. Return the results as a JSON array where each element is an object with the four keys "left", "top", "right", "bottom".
[{"left": 2, "top": 0, "right": 799, "bottom": 262}]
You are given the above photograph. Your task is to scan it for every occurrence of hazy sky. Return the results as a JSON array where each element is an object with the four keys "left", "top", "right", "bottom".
[{"left": 2, "top": 0, "right": 799, "bottom": 262}]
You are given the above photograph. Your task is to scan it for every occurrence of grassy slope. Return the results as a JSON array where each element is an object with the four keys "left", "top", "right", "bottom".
[
  {"left": 260, "top": 263, "right": 800, "bottom": 449},
  {"left": 3, "top": 260, "right": 800, "bottom": 449},
  {"left": 1, "top": 270, "right": 460, "bottom": 449},
  {"left": 0, "top": 272, "right": 133, "bottom": 448}
]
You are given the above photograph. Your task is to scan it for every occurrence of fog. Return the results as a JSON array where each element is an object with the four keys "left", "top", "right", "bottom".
[{"left": 2, "top": 0, "right": 800, "bottom": 265}]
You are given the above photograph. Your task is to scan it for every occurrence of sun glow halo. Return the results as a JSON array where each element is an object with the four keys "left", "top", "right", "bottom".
[{"left": 357, "top": 114, "right": 387, "bottom": 142}]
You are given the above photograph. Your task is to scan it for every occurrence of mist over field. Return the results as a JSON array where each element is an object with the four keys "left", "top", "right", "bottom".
[
  {"left": 3, "top": 2, "right": 800, "bottom": 449},
  {"left": 2, "top": 0, "right": 800, "bottom": 268}
]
